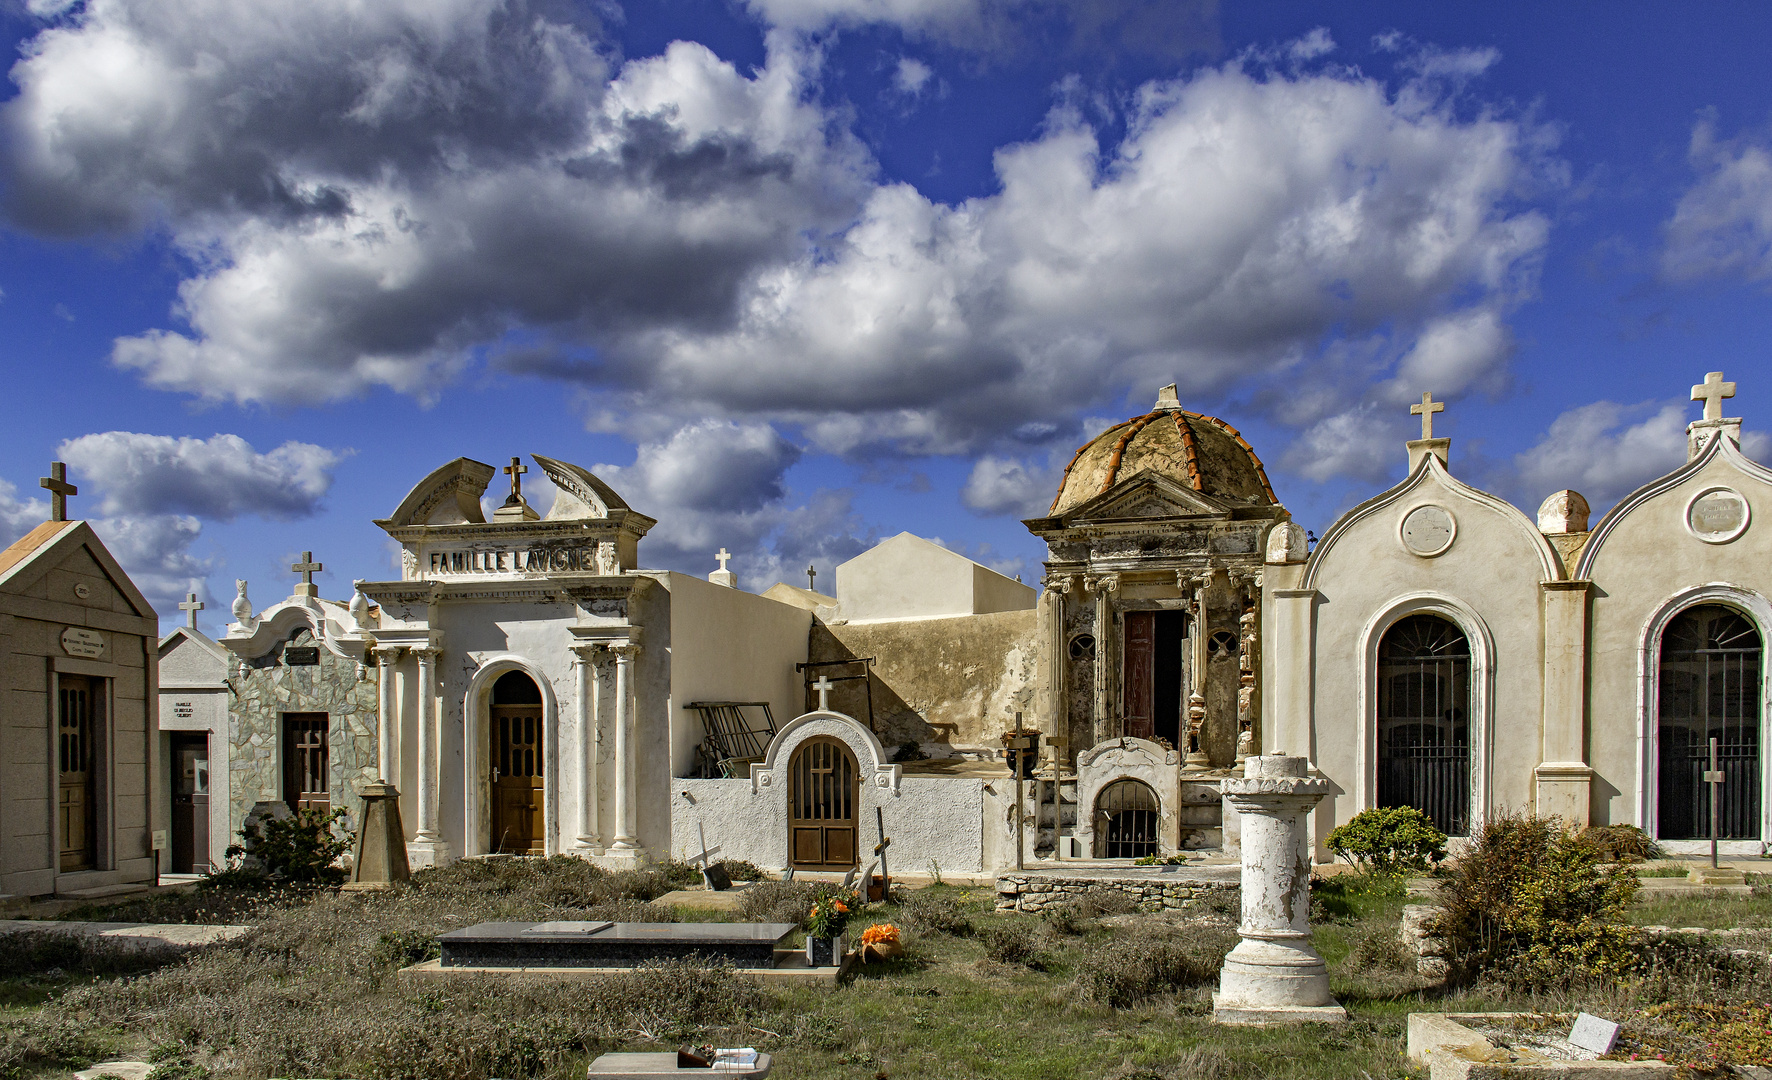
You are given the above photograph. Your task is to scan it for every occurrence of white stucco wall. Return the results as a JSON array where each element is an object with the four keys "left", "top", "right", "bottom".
[
  {"left": 835, "top": 532, "right": 1035, "bottom": 622},
  {"left": 1301, "top": 455, "right": 1560, "bottom": 844},
  {"left": 655, "top": 572, "right": 810, "bottom": 778},
  {"left": 1579, "top": 434, "right": 1772, "bottom": 846}
]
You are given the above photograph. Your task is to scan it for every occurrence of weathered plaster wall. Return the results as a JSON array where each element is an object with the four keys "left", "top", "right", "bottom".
[
  {"left": 811, "top": 609, "right": 1040, "bottom": 751},
  {"left": 1581, "top": 437, "right": 1772, "bottom": 844},
  {"left": 656, "top": 572, "right": 810, "bottom": 778},
  {"left": 834, "top": 533, "right": 1035, "bottom": 622},
  {"left": 1303, "top": 458, "right": 1558, "bottom": 843},
  {"left": 229, "top": 625, "right": 377, "bottom": 843}
]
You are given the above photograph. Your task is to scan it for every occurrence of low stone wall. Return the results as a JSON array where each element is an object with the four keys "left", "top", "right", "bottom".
[{"left": 994, "top": 868, "right": 1238, "bottom": 913}]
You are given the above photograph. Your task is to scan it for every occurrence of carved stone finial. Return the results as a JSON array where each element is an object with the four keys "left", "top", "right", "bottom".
[
  {"left": 1264, "top": 522, "right": 1309, "bottom": 565},
  {"left": 231, "top": 579, "right": 253, "bottom": 623},
  {"left": 349, "top": 580, "right": 372, "bottom": 624},
  {"left": 1536, "top": 490, "right": 1590, "bottom": 535}
]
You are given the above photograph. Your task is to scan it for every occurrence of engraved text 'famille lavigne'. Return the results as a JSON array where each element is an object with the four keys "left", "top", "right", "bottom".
[{"left": 425, "top": 545, "right": 612, "bottom": 575}]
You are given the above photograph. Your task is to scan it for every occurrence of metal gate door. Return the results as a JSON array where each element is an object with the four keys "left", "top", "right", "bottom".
[
  {"left": 1658, "top": 605, "right": 1762, "bottom": 840},
  {"left": 1376, "top": 614, "right": 1471, "bottom": 836}
]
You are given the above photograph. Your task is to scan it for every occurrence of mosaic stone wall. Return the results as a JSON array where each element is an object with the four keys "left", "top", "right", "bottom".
[{"left": 227, "top": 626, "right": 378, "bottom": 845}]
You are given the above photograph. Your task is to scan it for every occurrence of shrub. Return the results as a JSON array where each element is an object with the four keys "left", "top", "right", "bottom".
[
  {"left": 899, "top": 889, "right": 971, "bottom": 936},
  {"left": 1071, "top": 927, "right": 1237, "bottom": 1007},
  {"left": 0, "top": 1011, "right": 108, "bottom": 1076},
  {"left": 225, "top": 807, "right": 354, "bottom": 884},
  {"left": 720, "top": 860, "right": 766, "bottom": 882},
  {"left": 1434, "top": 812, "right": 1639, "bottom": 989},
  {"left": 1574, "top": 824, "right": 1666, "bottom": 863},
  {"left": 737, "top": 880, "right": 815, "bottom": 927},
  {"left": 1325, "top": 807, "right": 1447, "bottom": 873},
  {"left": 979, "top": 920, "right": 1045, "bottom": 968}
]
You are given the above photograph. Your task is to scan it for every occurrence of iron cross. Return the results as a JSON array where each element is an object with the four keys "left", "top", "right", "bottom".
[
  {"left": 39, "top": 461, "right": 76, "bottom": 522},
  {"left": 1691, "top": 371, "right": 1736, "bottom": 422},
  {"left": 179, "top": 592, "right": 204, "bottom": 629},
  {"left": 291, "top": 551, "right": 323, "bottom": 587},
  {"left": 1410, "top": 392, "right": 1446, "bottom": 441},
  {"left": 806, "top": 562, "right": 817, "bottom": 591},
  {"left": 1704, "top": 736, "right": 1726, "bottom": 869},
  {"left": 504, "top": 456, "right": 527, "bottom": 499}
]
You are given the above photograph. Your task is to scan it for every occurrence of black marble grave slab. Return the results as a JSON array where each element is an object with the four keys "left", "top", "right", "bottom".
[{"left": 438, "top": 921, "right": 798, "bottom": 969}]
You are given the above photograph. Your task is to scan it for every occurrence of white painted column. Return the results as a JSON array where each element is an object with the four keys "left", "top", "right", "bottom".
[
  {"left": 414, "top": 649, "right": 438, "bottom": 838},
  {"left": 1536, "top": 580, "right": 1594, "bottom": 824},
  {"left": 373, "top": 646, "right": 404, "bottom": 783},
  {"left": 607, "top": 643, "right": 643, "bottom": 857},
  {"left": 572, "top": 645, "right": 603, "bottom": 853}
]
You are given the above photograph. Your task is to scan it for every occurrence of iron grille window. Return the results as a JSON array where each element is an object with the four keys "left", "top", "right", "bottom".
[
  {"left": 1095, "top": 778, "right": 1159, "bottom": 859},
  {"left": 1376, "top": 614, "right": 1471, "bottom": 836},
  {"left": 1658, "top": 605, "right": 1761, "bottom": 840}
]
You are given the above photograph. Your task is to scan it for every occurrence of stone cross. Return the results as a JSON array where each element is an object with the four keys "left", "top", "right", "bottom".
[
  {"left": 806, "top": 562, "right": 817, "bottom": 591},
  {"left": 291, "top": 551, "right": 323, "bottom": 587},
  {"left": 39, "top": 461, "right": 76, "bottom": 521},
  {"left": 715, "top": 548, "right": 732, "bottom": 572},
  {"left": 1410, "top": 392, "right": 1445, "bottom": 441},
  {"left": 812, "top": 675, "right": 834, "bottom": 711},
  {"left": 179, "top": 592, "right": 204, "bottom": 629},
  {"left": 1691, "top": 371, "right": 1736, "bottom": 422},
  {"left": 504, "top": 456, "right": 527, "bottom": 498}
]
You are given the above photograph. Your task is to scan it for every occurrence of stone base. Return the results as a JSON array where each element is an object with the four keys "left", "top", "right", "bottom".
[
  {"left": 591, "top": 846, "right": 650, "bottom": 869},
  {"left": 1687, "top": 866, "right": 1746, "bottom": 885},
  {"left": 407, "top": 838, "right": 453, "bottom": 870},
  {"left": 1212, "top": 996, "right": 1348, "bottom": 1025},
  {"left": 400, "top": 949, "right": 853, "bottom": 989}
]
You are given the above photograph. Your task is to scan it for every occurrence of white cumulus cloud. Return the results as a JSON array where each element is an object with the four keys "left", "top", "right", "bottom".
[
  {"left": 1663, "top": 119, "right": 1772, "bottom": 284},
  {"left": 59, "top": 432, "right": 343, "bottom": 519}
]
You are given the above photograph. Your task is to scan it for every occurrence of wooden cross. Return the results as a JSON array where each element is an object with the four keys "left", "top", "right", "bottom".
[
  {"left": 179, "top": 592, "right": 204, "bottom": 629},
  {"left": 39, "top": 461, "right": 76, "bottom": 522},
  {"left": 504, "top": 456, "right": 527, "bottom": 499},
  {"left": 291, "top": 551, "right": 323, "bottom": 587},
  {"left": 1410, "top": 392, "right": 1446, "bottom": 441},
  {"left": 812, "top": 675, "right": 834, "bottom": 711},
  {"left": 1705, "top": 736, "right": 1726, "bottom": 869},
  {"left": 1691, "top": 371, "right": 1737, "bottom": 422},
  {"left": 806, "top": 562, "right": 817, "bottom": 591},
  {"left": 715, "top": 548, "right": 732, "bottom": 572},
  {"left": 873, "top": 806, "right": 892, "bottom": 897},
  {"left": 690, "top": 821, "right": 721, "bottom": 868}
]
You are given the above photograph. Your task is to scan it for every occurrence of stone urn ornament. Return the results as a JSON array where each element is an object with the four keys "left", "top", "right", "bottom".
[{"left": 1213, "top": 754, "right": 1347, "bottom": 1024}]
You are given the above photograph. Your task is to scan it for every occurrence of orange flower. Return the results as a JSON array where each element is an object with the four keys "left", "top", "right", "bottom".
[
  {"left": 834, "top": 901, "right": 848, "bottom": 913},
  {"left": 861, "top": 923, "right": 900, "bottom": 945}
]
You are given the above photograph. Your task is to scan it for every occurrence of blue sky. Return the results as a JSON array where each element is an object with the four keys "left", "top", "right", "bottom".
[{"left": 0, "top": 0, "right": 1769, "bottom": 635}]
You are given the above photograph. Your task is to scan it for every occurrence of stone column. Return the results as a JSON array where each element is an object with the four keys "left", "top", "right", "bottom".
[
  {"left": 1537, "top": 580, "right": 1593, "bottom": 823},
  {"left": 1214, "top": 755, "right": 1345, "bottom": 1025},
  {"left": 1090, "top": 576, "right": 1118, "bottom": 743},
  {"left": 606, "top": 643, "right": 644, "bottom": 859},
  {"left": 408, "top": 647, "right": 449, "bottom": 867},
  {"left": 571, "top": 645, "right": 603, "bottom": 854},
  {"left": 372, "top": 646, "right": 405, "bottom": 783}
]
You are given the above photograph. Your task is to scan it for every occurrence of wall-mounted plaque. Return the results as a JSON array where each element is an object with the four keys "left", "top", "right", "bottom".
[
  {"left": 1400, "top": 504, "right": 1456, "bottom": 557},
  {"left": 283, "top": 646, "right": 321, "bottom": 666},
  {"left": 1686, "top": 486, "right": 1750, "bottom": 544},
  {"left": 60, "top": 627, "right": 105, "bottom": 658}
]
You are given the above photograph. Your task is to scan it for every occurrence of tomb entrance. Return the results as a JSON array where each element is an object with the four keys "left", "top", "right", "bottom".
[
  {"left": 789, "top": 735, "right": 858, "bottom": 870},
  {"left": 491, "top": 670, "right": 546, "bottom": 854},
  {"left": 1376, "top": 614, "right": 1471, "bottom": 836}
]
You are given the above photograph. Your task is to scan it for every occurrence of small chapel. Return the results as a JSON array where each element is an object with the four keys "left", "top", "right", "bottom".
[{"left": 177, "top": 369, "right": 1772, "bottom": 879}]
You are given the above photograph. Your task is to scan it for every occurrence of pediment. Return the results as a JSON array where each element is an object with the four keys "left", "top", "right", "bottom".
[
  {"left": 376, "top": 457, "right": 496, "bottom": 529},
  {"left": 1060, "top": 473, "right": 1231, "bottom": 523}
]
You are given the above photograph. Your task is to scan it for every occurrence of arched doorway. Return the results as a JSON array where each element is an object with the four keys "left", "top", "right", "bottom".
[
  {"left": 1376, "top": 614, "right": 1471, "bottom": 835},
  {"left": 490, "top": 670, "right": 545, "bottom": 854},
  {"left": 789, "top": 736, "right": 858, "bottom": 870},
  {"left": 1657, "top": 605, "right": 1762, "bottom": 840},
  {"left": 1094, "top": 778, "right": 1159, "bottom": 859}
]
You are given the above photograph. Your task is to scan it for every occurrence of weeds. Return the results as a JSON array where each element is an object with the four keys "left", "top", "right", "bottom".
[
  {"left": 1071, "top": 926, "right": 1237, "bottom": 1007},
  {"left": 736, "top": 880, "right": 815, "bottom": 926},
  {"left": 978, "top": 920, "right": 1046, "bottom": 969},
  {"left": 898, "top": 888, "right": 972, "bottom": 936}
]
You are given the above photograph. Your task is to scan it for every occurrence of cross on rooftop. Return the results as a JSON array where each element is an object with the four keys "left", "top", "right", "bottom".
[
  {"left": 806, "top": 563, "right": 817, "bottom": 591},
  {"left": 812, "top": 675, "right": 834, "bottom": 711},
  {"left": 715, "top": 548, "right": 732, "bottom": 572},
  {"left": 291, "top": 551, "right": 323, "bottom": 587},
  {"left": 504, "top": 456, "right": 527, "bottom": 499},
  {"left": 39, "top": 461, "right": 75, "bottom": 522},
  {"left": 179, "top": 592, "right": 204, "bottom": 629},
  {"left": 1691, "top": 371, "right": 1737, "bottom": 422},
  {"left": 1410, "top": 392, "right": 1446, "bottom": 441}
]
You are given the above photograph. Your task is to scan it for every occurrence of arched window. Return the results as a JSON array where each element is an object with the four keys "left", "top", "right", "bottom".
[
  {"left": 1095, "top": 778, "right": 1160, "bottom": 859},
  {"left": 1658, "top": 605, "right": 1762, "bottom": 840},
  {"left": 1376, "top": 614, "right": 1471, "bottom": 835}
]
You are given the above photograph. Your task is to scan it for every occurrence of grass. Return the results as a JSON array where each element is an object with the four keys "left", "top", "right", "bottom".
[
  {"left": 2, "top": 861, "right": 1767, "bottom": 1079},
  {"left": 1630, "top": 891, "right": 1772, "bottom": 928}
]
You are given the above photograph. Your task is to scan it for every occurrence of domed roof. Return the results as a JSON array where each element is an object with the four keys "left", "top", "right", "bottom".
[{"left": 1048, "top": 385, "right": 1277, "bottom": 517}]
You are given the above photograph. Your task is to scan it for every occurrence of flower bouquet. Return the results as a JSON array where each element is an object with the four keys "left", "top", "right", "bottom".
[
  {"left": 805, "top": 885, "right": 858, "bottom": 966},
  {"left": 859, "top": 922, "right": 903, "bottom": 963}
]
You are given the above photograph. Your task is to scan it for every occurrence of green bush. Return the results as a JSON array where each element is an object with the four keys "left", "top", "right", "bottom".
[
  {"left": 1433, "top": 812, "right": 1640, "bottom": 990},
  {"left": 1325, "top": 807, "right": 1447, "bottom": 873},
  {"left": 225, "top": 807, "right": 354, "bottom": 884}
]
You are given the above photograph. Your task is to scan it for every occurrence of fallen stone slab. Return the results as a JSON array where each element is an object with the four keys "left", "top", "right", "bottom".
[
  {"left": 0, "top": 919, "right": 250, "bottom": 950},
  {"left": 74, "top": 1062, "right": 153, "bottom": 1080}
]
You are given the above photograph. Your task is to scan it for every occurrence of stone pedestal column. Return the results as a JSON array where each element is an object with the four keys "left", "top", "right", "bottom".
[
  {"left": 1214, "top": 755, "right": 1346, "bottom": 1025},
  {"left": 605, "top": 643, "right": 645, "bottom": 861},
  {"left": 571, "top": 645, "right": 604, "bottom": 854},
  {"left": 372, "top": 645, "right": 405, "bottom": 782},
  {"left": 342, "top": 780, "right": 411, "bottom": 891},
  {"left": 408, "top": 647, "right": 450, "bottom": 868}
]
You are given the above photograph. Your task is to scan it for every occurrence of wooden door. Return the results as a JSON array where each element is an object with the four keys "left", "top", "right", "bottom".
[
  {"left": 58, "top": 675, "right": 99, "bottom": 872},
  {"left": 492, "top": 705, "right": 545, "bottom": 854},
  {"left": 789, "top": 736, "right": 858, "bottom": 869},
  {"left": 1122, "top": 611, "right": 1155, "bottom": 740},
  {"left": 171, "top": 734, "right": 210, "bottom": 874},
  {"left": 282, "top": 714, "right": 331, "bottom": 814}
]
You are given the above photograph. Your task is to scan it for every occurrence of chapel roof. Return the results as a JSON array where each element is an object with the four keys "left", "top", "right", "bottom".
[{"left": 1047, "top": 386, "right": 1278, "bottom": 516}]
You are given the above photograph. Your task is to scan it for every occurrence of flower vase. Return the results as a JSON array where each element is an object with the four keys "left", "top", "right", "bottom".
[{"left": 807, "top": 933, "right": 842, "bottom": 967}]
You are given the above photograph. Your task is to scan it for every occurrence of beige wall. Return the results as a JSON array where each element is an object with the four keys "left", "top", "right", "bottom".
[
  {"left": 812, "top": 608, "right": 1041, "bottom": 751},
  {"left": 1299, "top": 458, "right": 1560, "bottom": 842},
  {"left": 835, "top": 532, "right": 1035, "bottom": 622},
  {"left": 1580, "top": 436, "right": 1772, "bottom": 844}
]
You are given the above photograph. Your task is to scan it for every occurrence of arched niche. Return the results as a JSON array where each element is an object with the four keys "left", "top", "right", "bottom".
[{"left": 461, "top": 654, "right": 560, "bottom": 857}]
